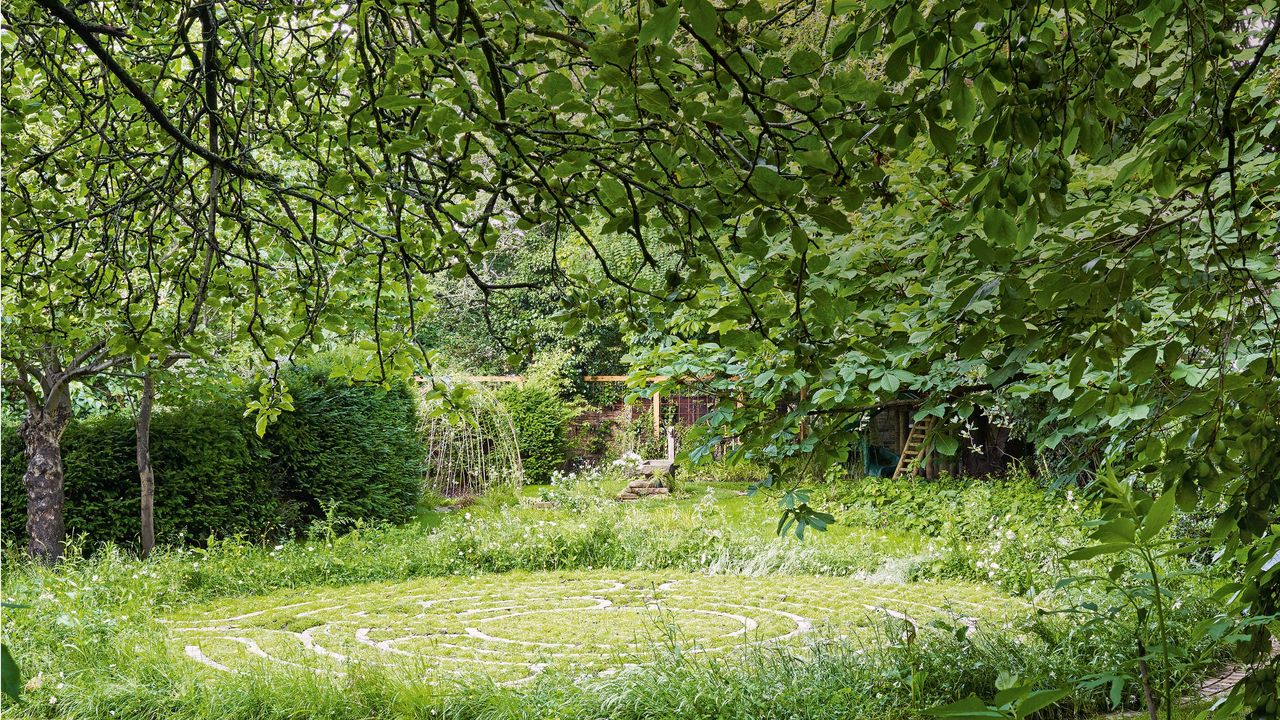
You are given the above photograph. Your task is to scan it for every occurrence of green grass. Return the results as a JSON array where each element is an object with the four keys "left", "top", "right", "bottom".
[
  {"left": 165, "top": 570, "right": 1026, "bottom": 684},
  {"left": 0, "top": 470, "right": 1230, "bottom": 719}
]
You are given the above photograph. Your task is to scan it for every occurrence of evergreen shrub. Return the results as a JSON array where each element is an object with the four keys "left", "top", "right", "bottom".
[
  {"left": 499, "top": 386, "right": 572, "bottom": 484},
  {"left": 1, "top": 357, "right": 424, "bottom": 548}
]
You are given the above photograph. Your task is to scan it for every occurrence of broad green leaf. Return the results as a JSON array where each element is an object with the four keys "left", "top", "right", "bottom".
[
  {"left": 1139, "top": 487, "right": 1177, "bottom": 542},
  {"left": 1064, "top": 542, "right": 1132, "bottom": 561},
  {"left": 374, "top": 94, "right": 420, "bottom": 111},
  {"left": 1015, "top": 688, "right": 1071, "bottom": 719},
  {"left": 934, "top": 433, "right": 959, "bottom": 456},
  {"left": 684, "top": 0, "right": 718, "bottom": 39},
  {"left": 1, "top": 644, "right": 20, "bottom": 702},
  {"left": 641, "top": 4, "right": 681, "bottom": 45},
  {"left": 982, "top": 208, "right": 1017, "bottom": 245},
  {"left": 950, "top": 79, "right": 975, "bottom": 125},
  {"left": 1127, "top": 345, "right": 1158, "bottom": 383},
  {"left": 885, "top": 44, "right": 912, "bottom": 82}
]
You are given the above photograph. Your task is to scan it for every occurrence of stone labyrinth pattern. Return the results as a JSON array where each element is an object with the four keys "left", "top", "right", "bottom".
[{"left": 168, "top": 571, "right": 1025, "bottom": 684}]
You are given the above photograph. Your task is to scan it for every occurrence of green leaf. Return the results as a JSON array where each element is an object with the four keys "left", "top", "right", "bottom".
[
  {"left": 934, "top": 434, "right": 959, "bottom": 456},
  {"left": 1064, "top": 542, "right": 1132, "bottom": 561},
  {"left": 950, "top": 79, "right": 975, "bottom": 125},
  {"left": 684, "top": 0, "right": 718, "bottom": 38},
  {"left": 885, "top": 44, "right": 912, "bottom": 82},
  {"left": 325, "top": 173, "right": 353, "bottom": 194},
  {"left": 982, "top": 208, "right": 1017, "bottom": 245},
  {"left": 1113, "top": 155, "right": 1147, "bottom": 188},
  {"left": 540, "top": 72, "right": 574, "bottom": 100},
  {"left": 810, "top": 204, "right": 852, "bottom": 233},
  {"left": 1152, "top": 160, "right": 1177, "bottom": 196},
  {"left": 892, "top": 6, "right": 920, "bottom": 35},
  {"left": 1139, "top": 487, "right": 1177, "bottom": 541},
  {"left": 790, "top": 48, "right": 823, "bottom": 75},
  {"left": 927, "top": 694, "right": 1006, "bottom": 719},
  {"left": 386, "top": 138, "right": 425, "bottom": 155},
  {"left": 1127, "top": 345, "right": 1158, "bottom": 383},
  {"left": 1068, "top": 348, "right": 1088, "bottom": 387},
  {"left": 830, "top": 24, "right": 859, "bottom": 60},
  {"left": 1015, "top": 688, "right": 1071, "bottom": 719},
  {"left": 374, "top": 94, "right": 420, "bottom": 111},
  {"left": 641, "top": 4, "right": 681, "bottom": 45},
  {"left": 2, "top": 643, "right": 20, "bottom": 702},
  {"left": 928, "top": 120, "right": 956, "bottom": 155}
]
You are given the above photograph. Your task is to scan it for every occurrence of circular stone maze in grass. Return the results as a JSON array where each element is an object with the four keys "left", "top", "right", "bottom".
[{"left": 166, "top": 571, "right": 1027, "bottom": 685}]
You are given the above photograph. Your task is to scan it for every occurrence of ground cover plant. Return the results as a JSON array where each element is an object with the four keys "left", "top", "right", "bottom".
[
  {"left": 0, "top": 473, "right": 1240, "bottom": 719},
  {"left": 167, "top": 570, "right": 1025, "bottom": 684}
]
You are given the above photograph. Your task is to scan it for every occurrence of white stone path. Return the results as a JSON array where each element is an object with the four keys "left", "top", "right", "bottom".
[{"left": 168, "top": 572, "right": 1020, "bottom": 686}]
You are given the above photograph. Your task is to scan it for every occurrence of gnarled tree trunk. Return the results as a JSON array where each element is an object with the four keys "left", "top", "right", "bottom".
[{"left": 18, "top": 385, "right": 71, "bottom": 564}]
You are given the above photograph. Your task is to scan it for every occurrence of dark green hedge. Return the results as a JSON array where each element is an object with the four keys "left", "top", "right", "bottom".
[
  {"left": 266, "top": 365, "right": 424, "bottom": 525},
  {"left": 1, "top": 404, "right": 279, "bottom": 546},
  {"left": 1, "top": 366, "right": 424, "bottom": 548},
  {"left": 499, "top": 386, "right": 571, "bottom": 484}
]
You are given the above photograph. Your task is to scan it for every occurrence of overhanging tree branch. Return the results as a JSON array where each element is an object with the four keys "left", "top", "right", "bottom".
[{"left": 32, "top": 0, "right": 277, "bottom": 184}]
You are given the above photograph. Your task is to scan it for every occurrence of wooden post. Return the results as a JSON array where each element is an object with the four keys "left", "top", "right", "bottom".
[{"left": 652, "top": 390, "right": 661, "bottom": 438}]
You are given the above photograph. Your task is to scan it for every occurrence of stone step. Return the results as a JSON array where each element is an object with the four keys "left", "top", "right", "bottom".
[
  {"left": 629, "top": 459, "right": 675, "bottom": 477},
  {"left": 632, "top": 487, "right": 670, "bottom": 496},
  {"left": 617, "top": 492, "right": 640, "bottom": 501}
]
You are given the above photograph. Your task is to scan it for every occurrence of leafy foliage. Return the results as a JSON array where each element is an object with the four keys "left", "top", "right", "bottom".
[
  {"left": 3, "top": 0, "right": 1278, "bottom": 713},
  {"left": 499, "top": 385, "right": 574, "bottom": 484},
  {"left": 418, "top": 231, "right": 630, "bottom": 384},
  {"left": 265, "top": 363, "right": 425, "bottom": 525},
  {"left": 1, "top": 362, "right": 424, "bottom": 547},
  {"left": 1, "top": 405, "right": 280, "bottom": 546}
]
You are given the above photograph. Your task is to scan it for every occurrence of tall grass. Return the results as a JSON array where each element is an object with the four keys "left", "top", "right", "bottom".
[
  {"left": 0, "top": 473, "right": 1228, "bottom": 719},
  {"left": 0, "top": 607, "right": 1149, "bottom": 720}
]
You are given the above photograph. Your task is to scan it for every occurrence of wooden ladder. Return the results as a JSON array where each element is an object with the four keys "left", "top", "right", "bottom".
[{"left": 892, "top": 417, "right": 936, "bottom": 479}]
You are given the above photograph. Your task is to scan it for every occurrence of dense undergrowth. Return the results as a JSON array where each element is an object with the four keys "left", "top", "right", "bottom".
[{"left": 0, "top": 470, "right": 1233, "bottom": 719}]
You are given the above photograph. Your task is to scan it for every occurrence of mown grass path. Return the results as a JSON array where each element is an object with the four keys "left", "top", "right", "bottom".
[{"left": 166, "top": 570, "right": 1028, "bottom": 684}]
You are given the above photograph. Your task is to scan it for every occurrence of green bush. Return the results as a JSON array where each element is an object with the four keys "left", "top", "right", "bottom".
[
  {"left": 1, "top": 404, "right": 280, "bottom": 546},
  {"left": 265, "top": 364, "right": 425, "bottom": 525},
  {"left": 1, "top": 358, "right": 425, "bottom": 548},
  {"left": 499, "top": 385, "right": 572, "bottom": 484},
  {"left": 830, "top": 472, "right": 1089, "bottom": 594}
]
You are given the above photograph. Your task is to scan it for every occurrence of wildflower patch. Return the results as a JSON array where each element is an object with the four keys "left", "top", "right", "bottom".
[{"left": 167, "top": 570, "right": 1025, "bottom": 684}]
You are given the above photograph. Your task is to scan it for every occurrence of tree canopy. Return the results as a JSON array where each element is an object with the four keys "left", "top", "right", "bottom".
[{"left": 3, "top": 0, "right": 1277, "bottom": 713}]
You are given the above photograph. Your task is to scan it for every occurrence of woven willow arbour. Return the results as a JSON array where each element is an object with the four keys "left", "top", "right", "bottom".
[{"left": 420, "top": 383, "right": 524, "bottom": 497}]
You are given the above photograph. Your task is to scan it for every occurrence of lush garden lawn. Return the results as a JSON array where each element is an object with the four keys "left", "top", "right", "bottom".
[
  {"left": 0, "top": 474, "right": 1227, "bottom": 719},
  {"left": 167, "top": 569, "right": 1022, "bottom": 685}
]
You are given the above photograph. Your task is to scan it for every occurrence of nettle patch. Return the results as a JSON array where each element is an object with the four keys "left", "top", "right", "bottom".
[{"left": 166, "top": 571, "right": 1026, "bottom": 684}]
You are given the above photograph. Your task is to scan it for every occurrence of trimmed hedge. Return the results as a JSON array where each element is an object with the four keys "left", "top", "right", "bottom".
[
  {"left": 1, "top": 367, "right": 424, "bottom": 548},
  {"left": 499, "top": 386, "right": 572, "bottom": 484},
  {"left": 265, "top": 365, "right": 424, "bottom": 525},
  {"left": 1, "top": 404, "right": 279, "bottom": 546}
]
